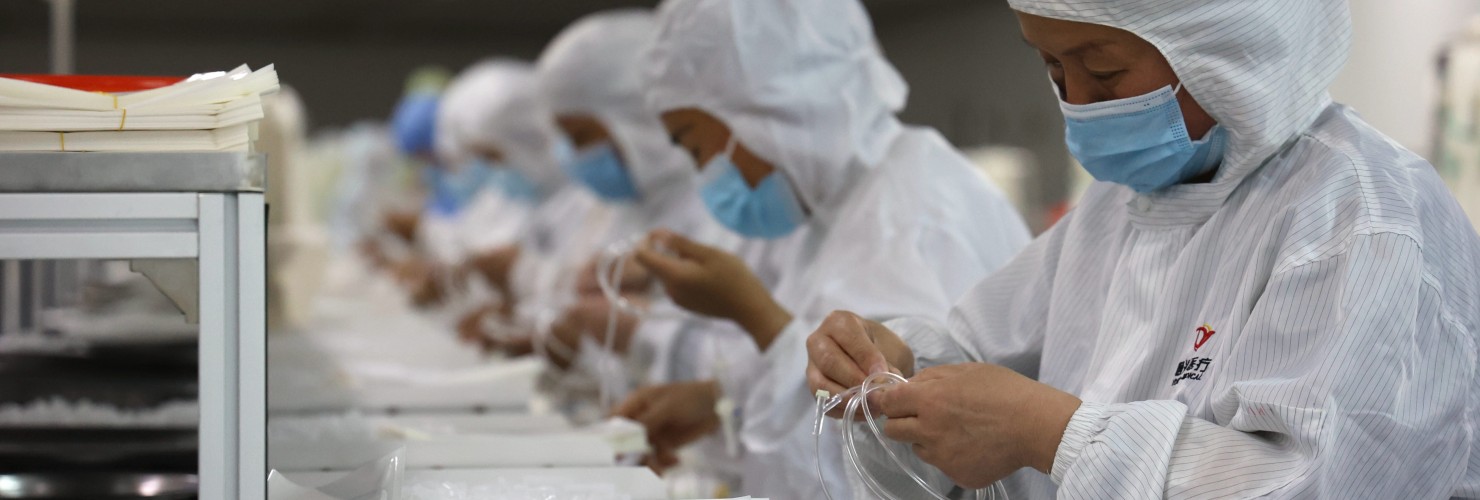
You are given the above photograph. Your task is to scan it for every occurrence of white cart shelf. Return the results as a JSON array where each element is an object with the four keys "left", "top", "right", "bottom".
[{"left": 0, "top": 152, "right": 267, "bottom": 500}]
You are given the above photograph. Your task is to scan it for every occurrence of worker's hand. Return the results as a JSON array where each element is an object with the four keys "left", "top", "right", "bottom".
[
  {"left": 391, "top": 257, "right": 434, "bottom": 290},
  {"left": 577, "top": 256, "right": 654, "bottom": 297},
  {"left": 408, "top": 264, "right": 465, "bottom": 309},
  {"left": 633, "top": 229, "right": 790, "bottom": 348},
  {"left": 404, "top": 259, "right": 478, "bottom": 309},
  {"left": 643, "top": 448, "right": 681, "bottom": 474},
  {"left": 614, "top": 380, "right": 722, "bottom": 472},
  {"left": 806, "top": 311, "right": 914, "bottom": 418},
  {"left": 382, "top": 210, "right": 421, "bottom": 244},
  {"left": 542, "top": 297, "right": 644, "bottom": 368},
  {"left": 456, "top": 303, "right": 497, "bottom": 348},
  {"left": 874, "top": 363, "right": 1081, "bottom": 488},
  {"left": 490, "top": 335, "right": 535, "bottom": 358},
  {"left": 468, "top": 245, "right": 521, "bottom": 295},
  {"left": 568, "top": 297, "right": 644, "bottom": 353},
  {"left": 456, "top": 304, "right": 534, "bottom": 357},
  {"left": 358, "top": 238, "right": 390, "bottom": 269}
]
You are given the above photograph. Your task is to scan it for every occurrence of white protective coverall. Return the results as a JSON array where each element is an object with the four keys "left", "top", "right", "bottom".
[
  {"left": 644, "top": 0, "right": 1033, "bottom": 496},
  {"left": 539, "top": 11, "right": 810, "bottom": 483},
  {"left": 875, "top": 0, "right": 1480, "bottom": 498},
  {"left": 535, "top": 9, "right": 757, "bottom": 392},
  {"left": 432, "top": 63, "right": 535, "bottom": 258},
  {"left": 440, "top": 59, "right": 613, "bottom": 322}
]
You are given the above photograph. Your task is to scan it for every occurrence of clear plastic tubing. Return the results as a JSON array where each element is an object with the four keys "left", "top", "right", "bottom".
[
  {"left": 813, "top": 372, "right": 1008, "bottom": 500},
  {"left": 596, "top": 236, "right": 683, "bottom": 320},
  {"left": 593, "top": 236, "right": 683, "bottom": 411}
]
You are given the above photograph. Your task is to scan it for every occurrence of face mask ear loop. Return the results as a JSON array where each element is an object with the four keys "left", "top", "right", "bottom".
[
  {"left": 723, "top": 132, "right": 813, "bottom": 216},
  {"left": 720, "top": 134, "right": 739, "bottom": 163}
]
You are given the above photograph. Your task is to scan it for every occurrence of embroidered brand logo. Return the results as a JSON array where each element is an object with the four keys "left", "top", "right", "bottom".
[
  {"left": 1173, "top": 323, "right": 1218, "bottom": 386},
  {"left": 1193, "top": 323, "right": 1216, "bottom": 351},
  {"left": 1172, "top": 357, "right": 1211, "bottom": 386}
]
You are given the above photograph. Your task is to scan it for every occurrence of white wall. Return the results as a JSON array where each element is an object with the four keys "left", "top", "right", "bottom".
[{"left": 1330, "top": 0, "right": 1480, "bottom": 159}]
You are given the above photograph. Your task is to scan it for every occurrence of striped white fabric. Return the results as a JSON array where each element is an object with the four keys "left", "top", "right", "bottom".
[
  {"left": 889, "top": 104, "right": 1480, "bottom": 498},
  {"left": 738, "top": 127, "right": 1032, "bottom": 498},
  {"left": 856, "top": 2, "right": 1480, "bottom": 497}
]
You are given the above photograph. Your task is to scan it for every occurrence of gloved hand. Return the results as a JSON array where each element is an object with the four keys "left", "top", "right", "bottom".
[
  {"left": 633, "top": 229, "right": 791, "bottom": 349},
  {"left": 613, "top": 380, "right": 722, "bottom": 472},
  {"left": 806, "top": 311, "right": 915, "bottom": 419}
]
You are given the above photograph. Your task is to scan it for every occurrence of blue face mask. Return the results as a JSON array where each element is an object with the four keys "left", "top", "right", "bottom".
[
  {"left": 1060, "top": 83, "right": 1228, "bottom": 193},
  {"left": 423, "top": 161, "right": 496, "bottom": 216},
  {"left": 698, "top": 139, "right": 807, "bottom": 239},
  {"left": 557, "top": 137, "right": 640, "bottom": 202},
  {"left": 471, "top": 158, "right": 540, "bottom": 204}
]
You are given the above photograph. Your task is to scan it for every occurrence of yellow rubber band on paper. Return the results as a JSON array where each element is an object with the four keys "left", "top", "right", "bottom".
[
  {"left": 93, "top": 91, "right": 118, "bottom": 110},
  {"left": 89, "top": 92, "right": 127, "bottom": 130},
  {"left": 58, "top": 133, "right": 65, "bottom": 151}
]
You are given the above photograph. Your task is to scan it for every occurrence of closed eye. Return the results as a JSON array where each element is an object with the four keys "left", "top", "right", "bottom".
[{"left": 669, "top": 123, "right": 694, "bottom": 147}]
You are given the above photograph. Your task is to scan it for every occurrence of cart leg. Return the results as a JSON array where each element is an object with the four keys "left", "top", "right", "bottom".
[
  {"left": 198, "top": 194, "right": 238, "bottom": 499},
  {"left": 236, "top": 193, "right": 266, "bottom": 499}
]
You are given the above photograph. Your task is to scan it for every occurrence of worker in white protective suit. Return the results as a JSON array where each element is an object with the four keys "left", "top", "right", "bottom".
[
  {"left": 425, "top": 60, "right": 615, "bottom": 357},
  {"left": 362, "top": 67, "right": 476, "bottom": 294},
  {"left": 397, "top": 72, "right": 472, "bottom": 270},
  {"left": 534, "top": 10, "right": 804, "bottom": 489},
  {"left": 530, "top": 9, "right": 733, "bottom": 373},
  {"left": 614, "top": 0, "right": 1033, "bottom": 496},
  {"left": 395, "top": 61, "right": 546, "bottom": 309},
  {"left": 532, "top": 9, "right": 799, "bottom": 423},
  {"left": 436, "top": 63, "right": 540, "bottom": 264},
  {"left": 807, "top": 0, "right": 1480, "bottom": 498}
]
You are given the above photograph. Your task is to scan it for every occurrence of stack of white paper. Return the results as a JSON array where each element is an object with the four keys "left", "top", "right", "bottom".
[{"left": 0, "top": 64, "right": 278, "bottom": 152}]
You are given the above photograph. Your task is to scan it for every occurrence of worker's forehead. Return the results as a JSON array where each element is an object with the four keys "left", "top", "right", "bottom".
[{"left": 1015, "top": 11, "right": 1149, "bottom": 56}]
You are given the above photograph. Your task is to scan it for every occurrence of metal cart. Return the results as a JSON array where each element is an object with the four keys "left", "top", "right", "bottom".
[{"left": 0, "top": 152, "right": 266, "bottom": 499}]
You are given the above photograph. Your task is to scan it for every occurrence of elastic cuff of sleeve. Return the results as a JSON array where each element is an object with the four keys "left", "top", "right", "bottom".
[{"left": 1052, "top": 400, "right": 1106, "bottom": 485}]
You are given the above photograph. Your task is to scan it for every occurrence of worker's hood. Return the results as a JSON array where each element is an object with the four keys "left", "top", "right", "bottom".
[
  {"left": 537, "top": 8, "right": 692, "bottom": 205},
  {"left": 436, "top": 59, "right": 565, "bottom": 195},
  {"left": 644, "top": 0, "right": 907, "bottom": 216},
  {"left": 1009, "top": 0, "right": 1353, "bottom": 189}
]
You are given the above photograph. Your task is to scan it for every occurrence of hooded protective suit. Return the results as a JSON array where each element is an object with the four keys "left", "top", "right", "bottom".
[
  {"left": 328, "top": 124, "right": 407, "bottom": 252},
  {"left": 435, "top": 62, "right": 536, "bottom": 257},
  {"left": 645, "top": 0, "right": 1032, "bottom": 496},
  {"left": 878, "top": 0, "right": 1480, "bottom": 498},
  {"left": 536, "top": 10, "right": 706, "bottom": 236},
  {"left": 439, "top": 59, "right": 612, "bottom": 318},
  {"left": 536, "top": 9, "right": 764, "bottom": 419}
]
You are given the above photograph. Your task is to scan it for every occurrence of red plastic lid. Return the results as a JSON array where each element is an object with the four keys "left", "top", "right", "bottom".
[{"left": 0, "top": 74, "right": 187, "bottom": 93}]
